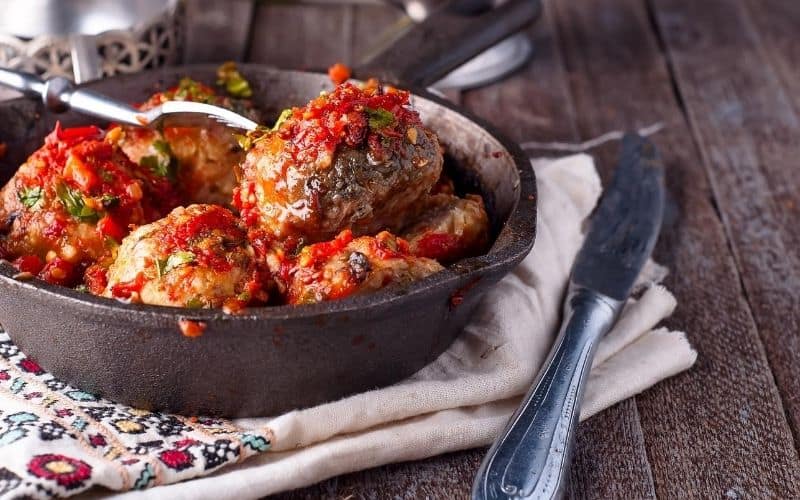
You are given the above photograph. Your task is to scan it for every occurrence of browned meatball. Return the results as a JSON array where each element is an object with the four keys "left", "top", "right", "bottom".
[
  {"left": 119, "top": 78, "right": 258, "bottom": 206},
  {"left": 0, "top": 124, "right": 180, "bottom": 286},
  {"left": 285, "top": 230, "right": 443, "bottom": 304},
  {"left": 234, "top": 80, "right": 443, "bottom": 243},
  {"left": 402, "top": 193, "right": 490, "bottom": 263},
  {"left": 100, "top": 204, "right": 268, "bottom": 310}
]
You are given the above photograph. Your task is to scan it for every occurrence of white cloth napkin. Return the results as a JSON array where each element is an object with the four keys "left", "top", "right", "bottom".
[{"left": 100, "top": 153, "right": 696, "bottom": 499}]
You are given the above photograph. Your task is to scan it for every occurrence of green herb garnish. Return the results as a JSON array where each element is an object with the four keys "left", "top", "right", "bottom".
[
  {"left": 234, "top": 134, "right": 253, "bottom": 151},
  {"left": 157, "top": 250, "right": 196, "bottom": 276},
  {"left": 140, "top": 140, "right": 178, "bottom": 180},
  {"left": 234, "top": 125, "right": 273, "bottom": 152},
  {"left": 99, "top": 169, "right": 114, "bottom": 183},
  {"left": 185, "top": 296, "right": 206, "bottom": 309},
  {"left": 271, "top": 108, "right": 293, "bottom": 131},
  {"left": 216, "top": 62, "right": 253, "bottom": 99},
  {"left": 100, "top": 194, "right": 119, "bottom": 208},
  {"left": 173, "top": 77, "right": 214, "bottom": 103},
  {"left": 74, "top": 284, "right": 88, "bottom": 293},
  {"left": 18, "top": 186, "right": 43, "bottom": 210},
  {"left": 56, "top": 183, "right": 99, "bottom": 222},
  {"left": 364, "top": 107, "right": 395, "bottom": 129}
]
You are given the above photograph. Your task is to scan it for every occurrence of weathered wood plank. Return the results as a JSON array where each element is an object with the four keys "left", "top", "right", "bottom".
[
  {"left": 465, "top": 7, "right": 659, "bottom": 498},
  {"left": 745, "top": 0, "right": 800, "bottom": 119},
  {"left": 741, "top": 0, "right": 800, "bottom": 441},
  {"left": 551, "top": 0, "right": 800, "bottom": 496},
  {"left": 567, "top": 400, "right": 656, "bottom": 499},
  {"left": 183, "top": 0, "right": 256, "bottom": 63},
  {"left": 247, "top": 3, "right": 354, "bottom": 69}
]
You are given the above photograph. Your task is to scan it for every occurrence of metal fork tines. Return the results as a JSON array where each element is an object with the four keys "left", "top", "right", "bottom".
[{"left": 0, "top": 67, "right": 259, "bottom": 131}]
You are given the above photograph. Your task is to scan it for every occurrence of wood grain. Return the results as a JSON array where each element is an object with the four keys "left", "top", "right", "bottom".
[
  {"left": 651, "top": 0, "right": 800, "bottom": 461},
  {"left": 183, "top": 0, "right": 256, "bottom": 63},
  {"left": 247, "top": 2, "right": 354, "bottom": 70},
  {"left": 551, "top": 0, "right": 800, "bottom": 496},
  {"left": 464, "top": 6, "right": 659, "bottom": 497},
  {"left": 183, "top": 0, "right": 800, "bottom": 497},
  {"left": 720, "top": 0, "right": 800, "bottom": 444}
]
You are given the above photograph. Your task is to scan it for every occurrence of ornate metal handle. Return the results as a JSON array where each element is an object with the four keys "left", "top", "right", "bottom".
[
  {"left": 472, "top": 285, "right": 622, "bottom": 500},
  {"left": 0, "top": 67, "right": 141, "bottom": 126}
]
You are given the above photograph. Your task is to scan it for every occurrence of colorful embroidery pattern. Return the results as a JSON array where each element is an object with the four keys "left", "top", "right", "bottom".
[{"left": 0, "top": 330, "right": 273, "bottom": 499}]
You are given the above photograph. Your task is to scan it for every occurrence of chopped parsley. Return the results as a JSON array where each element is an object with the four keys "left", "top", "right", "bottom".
[
  {"left": 156, "top": 250, "right": 196, "bottom": 277},
  {"left": 56, "top": 183, "right": 99, "bottom": 223},
  {"left": 100, "top": 194, "right": 119, "bottom": 208},
  {"left": 216, "top": 61, "right": 253, "bottom": 98},
  {"left": 234, "top": 134, "right": 253, "bottom": 151},
  {"left": 140, "top": 140, "right": 178, "bottom": 180},
  {"left": 99, "top": 169, "right": 114, "bottom": 183},
  {"left": 234, "top": 124, "right": 274, "bottom": 152},
  {"left": 364, "top": 107, "right": 395, "bottom": 129},
  {"left": 18, "top": 186, "right": 43, "bottom": 210},
  {"left": 185, "top": 296, "right": 206, "bottom": 309},
  {"left": 271, "top": 108, "right": 293, "bottom": 131},
  {"left": 173, "top": 78, "right": 215, "bottom": 103}
]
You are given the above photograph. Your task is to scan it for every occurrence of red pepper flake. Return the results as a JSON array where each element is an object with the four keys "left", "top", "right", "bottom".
[
  {"left": 179, "top": 319, "right": 206, "bottom": 338},
  {"left": 449, "top": 278, "right": 481, "bottom": 310},
  {"left": 328, "top": 62, "right": 352, "bottom": 86},
  {"left": 491, "top": 151, "right": 504, "bottom": 158},
  {"left": 110, "top": 272, "right": 145, "bottom": 299}
]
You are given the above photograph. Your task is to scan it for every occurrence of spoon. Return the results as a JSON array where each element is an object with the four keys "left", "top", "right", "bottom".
[{"left": 0, "top": 67, "right": 259, "bottom": 131}]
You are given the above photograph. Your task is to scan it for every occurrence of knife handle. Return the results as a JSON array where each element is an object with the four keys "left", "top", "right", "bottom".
[{"left": 472, "top": 285, "right": 622, "bottom": 500}]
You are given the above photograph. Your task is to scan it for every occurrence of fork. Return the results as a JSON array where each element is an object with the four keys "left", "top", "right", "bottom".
[{"left": 0, "top": 68, "right": 259, "bottom": 131}]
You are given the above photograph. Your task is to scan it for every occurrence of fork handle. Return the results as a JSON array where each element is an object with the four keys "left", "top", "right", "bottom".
[{"left": 0, "top": 67, "right": 142, "bottom": 127}]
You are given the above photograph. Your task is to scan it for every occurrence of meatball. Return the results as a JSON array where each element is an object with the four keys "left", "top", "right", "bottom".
[
  {"left": 119, "top": 78, "right": 258, "bottom": 205},
  {"left": 0, "top": 124, "right": 180, "bottom": 286},
  {"left": 285, "top": 230, "right": 443, "bottom": 304},
  {"left": 234, "top": 80, "right": 443, "bottom": 243},
  {"left": 99, "top": 204, "right": 267, "bottom": 309},
  {"left": 402, "top": 193, "right": 490, "bottom": 263}
]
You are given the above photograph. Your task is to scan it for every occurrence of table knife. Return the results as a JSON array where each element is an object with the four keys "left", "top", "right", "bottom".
[{"left": 472, "top": 133, "right": 666, "bottom": 500}]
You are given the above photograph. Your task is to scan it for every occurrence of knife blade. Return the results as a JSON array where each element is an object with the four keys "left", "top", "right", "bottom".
[
  {"left": 572, "top": 134, "right": 665, "bottom": 300},
  {"left": 472, "top": 133, "right": 665, "bottom": 500}
]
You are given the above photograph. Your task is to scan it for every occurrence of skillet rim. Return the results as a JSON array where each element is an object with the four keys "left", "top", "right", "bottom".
[{"left": 0, "top": 65, "right": 537, "bottom": 322}]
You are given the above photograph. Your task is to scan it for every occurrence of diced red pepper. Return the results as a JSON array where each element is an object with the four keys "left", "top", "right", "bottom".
[
  {"left": 97, "top": 215, "right": 126, "bottom": 242},
  {"left": 84, "top": 264, "right": 108, "bottom": 295},
  {"left": 54, "top": 123, "right": 103, "bottom": 143},
  {"left": 64, "top": 155, "right": 100, "bottom": 192},
  {"left": 413, "top": 232, "right": 460, "bottom": 261},
  {"left": 328, "top": 63, "right": 351, "bottom": 86},
  {"left": 178, "top": 319, "right": 206, "bottom": 338},
  {"left": 39, "top": 258, "right": 77, "bottom": 287},
  {"left": 110, "top": 272, "right": 145, "bottom": 299},
  {"left": 13, "top": 255, "right": 44, "bottom": 275}
]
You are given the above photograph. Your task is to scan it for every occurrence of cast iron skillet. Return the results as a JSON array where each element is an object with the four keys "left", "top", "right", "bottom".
[{"left": 0, "top": 0, "right": 540, "bottom": 416}]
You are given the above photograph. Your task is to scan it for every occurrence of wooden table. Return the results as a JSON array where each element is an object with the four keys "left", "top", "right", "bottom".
[
  {"left": 228, "top": 0, "right": 800, "bottom": 497},
  {"left": 4, "top": 0, "right": 795, "bottom": 496}
]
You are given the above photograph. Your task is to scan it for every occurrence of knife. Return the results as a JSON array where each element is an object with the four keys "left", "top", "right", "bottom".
[{"left": 472, "top": 133, "right": 666, "bottom": 500}]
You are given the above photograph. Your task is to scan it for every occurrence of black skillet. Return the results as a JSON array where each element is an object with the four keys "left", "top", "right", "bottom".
[{"left": 0, "top": 0, "right": 540, "bottom": 417}]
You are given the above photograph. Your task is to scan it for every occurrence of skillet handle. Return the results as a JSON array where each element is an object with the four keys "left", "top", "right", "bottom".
[{"left": 356, "top": 0, "right": 542, "bottom": 87}]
